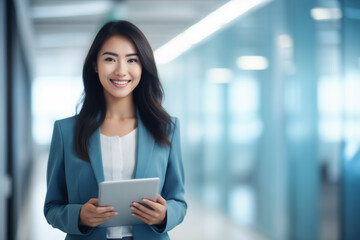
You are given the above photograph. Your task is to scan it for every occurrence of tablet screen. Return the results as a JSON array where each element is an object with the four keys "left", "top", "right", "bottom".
[{"left": 98, "top": 177, "right": 160, "bottom": 227}]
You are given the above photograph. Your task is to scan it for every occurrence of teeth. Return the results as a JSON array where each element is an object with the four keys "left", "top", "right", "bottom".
[{"left": 111, "top": 80, "right": 129, "bottom": 85}]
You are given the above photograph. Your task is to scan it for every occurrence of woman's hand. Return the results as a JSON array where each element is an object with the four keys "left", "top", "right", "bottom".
[
  {"left": 130, "top": 194, "right": 167, "bottom": 226},
  {"left": 79, "top": 198, "right": 118, "bottom": 227}
]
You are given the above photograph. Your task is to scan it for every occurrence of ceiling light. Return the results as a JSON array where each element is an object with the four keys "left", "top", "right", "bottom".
[
  {"left": 206, "top": 68, "right": 233, "bottom": 84},
  {"left": 277, "top": 34, "right": 293, "bottom": 48},
  {"left": 31, "top": 2, "right": 112, "bottom": 19},
  {"left": 155, "top": 0, "right": 272, "bottom": 65},
  {"left": 310, "top": 8, "right": 342, "bottom": 21},
  {"left": 237, "top": 56, "right": 269, "bottom": 70}
]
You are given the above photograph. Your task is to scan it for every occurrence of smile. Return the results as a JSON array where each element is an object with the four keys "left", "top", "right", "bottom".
[
  {"left": 110, "top": 79, "right": 130, "bottom": 85},
  {"left": 110, "top": 79, "right": 131, "bottom": 88}
]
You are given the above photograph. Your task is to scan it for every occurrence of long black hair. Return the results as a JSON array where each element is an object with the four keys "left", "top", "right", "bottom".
[{"left": 75, "top": 20, "right": 172, "bottom": 162}]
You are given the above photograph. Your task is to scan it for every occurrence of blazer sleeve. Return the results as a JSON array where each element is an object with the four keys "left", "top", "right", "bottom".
[
  {"left": 43, "top": 121, "right": 93, "bottom": 236},
  {"left": 151, "top": 118, "right": 187, "bottom": 233}
]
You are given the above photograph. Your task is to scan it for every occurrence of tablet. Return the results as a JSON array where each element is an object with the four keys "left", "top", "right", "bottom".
[{"left": 98, "top": 177, "right": 160, "bottom": 227}]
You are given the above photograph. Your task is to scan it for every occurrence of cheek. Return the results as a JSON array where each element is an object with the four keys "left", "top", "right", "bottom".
[
  {"left": 97, "top": 62, "right": 112, "bottom": 75},
  {"left": 98, "top": 66, "right": 111, "bottom": 83},
  {"left": 98, "top": 72, "right": 107, "bottom": 83},
  {"left": 134, "top": 67, "right": 142, "bottom": 80},
  {"left": 97, "top": 74, "right": 107, "bottom": 89}
]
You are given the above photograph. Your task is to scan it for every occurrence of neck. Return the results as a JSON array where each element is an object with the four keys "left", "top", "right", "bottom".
[{"left": 104, "top": 94, "right": 136, "bottom": 120}]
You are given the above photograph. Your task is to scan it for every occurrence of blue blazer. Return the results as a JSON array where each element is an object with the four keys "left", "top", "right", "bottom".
[{"left": 44, "top": 114, "right": 187, "bottom": 240}]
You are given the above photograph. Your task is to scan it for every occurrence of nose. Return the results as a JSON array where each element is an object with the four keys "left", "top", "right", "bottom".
[{"left": 114, "top": 60, "right": 127, "bottom": 76}]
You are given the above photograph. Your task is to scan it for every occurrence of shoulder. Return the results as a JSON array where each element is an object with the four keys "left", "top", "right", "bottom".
[
  {"left": 169, "top": 116, "right": 180, "bottom": 139},
  {"left": 170, "top": 116, "right": 179, "bottom": 125},
  {"left": 169, "top": 116, "right": 180, "bottom": 130},
  {"left": 54, "top": 115, "right": 78, "bottom": 132},
  {"left": 49, "top": 116, "right": 78, "bottom": 145}
]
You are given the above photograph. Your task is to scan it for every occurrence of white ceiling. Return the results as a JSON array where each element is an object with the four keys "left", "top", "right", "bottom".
[{"left": 29, "top": 0, "right": 229, "bottom": 78}]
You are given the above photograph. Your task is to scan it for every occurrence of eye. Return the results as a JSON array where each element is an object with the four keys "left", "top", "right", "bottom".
[
  {"left": 105, "top": 57, "right": 115, "bottom": 62},
  {"left": 128, "top": 58, "right": 139, "bottom": 63}
]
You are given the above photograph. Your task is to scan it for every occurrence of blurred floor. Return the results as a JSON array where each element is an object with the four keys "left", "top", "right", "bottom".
[
  {"left": 22, "top": 150, "right": 269, "bottom": 240},
  {"left": 320, "top": 181, "right": 339, "bottom": 240}
]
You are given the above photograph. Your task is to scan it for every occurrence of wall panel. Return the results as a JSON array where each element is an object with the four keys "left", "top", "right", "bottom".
[{"left": 0, "top": 0, "right": 8, "bottom": 239}]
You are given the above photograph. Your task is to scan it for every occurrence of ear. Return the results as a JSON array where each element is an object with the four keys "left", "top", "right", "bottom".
[{"left": 93, "top": 62, "right": 98, "bottom": 73}]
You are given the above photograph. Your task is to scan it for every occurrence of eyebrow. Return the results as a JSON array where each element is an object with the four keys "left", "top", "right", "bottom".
[{"left": 101, "top": 51, "right": 138, "bottom": 57}]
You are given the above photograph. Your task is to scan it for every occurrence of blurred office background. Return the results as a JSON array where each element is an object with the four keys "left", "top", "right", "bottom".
[{"left": 1, "top": 0, "right": 360, "bottom": 239}]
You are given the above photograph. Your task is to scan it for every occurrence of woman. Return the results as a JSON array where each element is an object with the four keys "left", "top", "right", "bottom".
[{"left": 44, "top": 20, "right": 187, "bottom": 240}]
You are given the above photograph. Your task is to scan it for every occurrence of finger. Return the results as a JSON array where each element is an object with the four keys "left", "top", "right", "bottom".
[
  {"left": 141, "top": 198, "right": 163, "bottom": 211},
  {"left": 132, "top": 202, "right": 156, "bottom": 215},
  {"left": 133, "top": 200, "right": 160, "bottom": 215},
  {"left": 88, "top": 198, "right": 99, "bottom": 205},
  {"left": 142, "top": 198, "right": 159, "bottom": 210},
  {"left": 131, "top": 203, "right": 160, "bottom": 222},
  {"left": 89, "top": 211, "right": 118, "bottom": 226},
  {"left": 156, "top": 194, "right": 167, "bottom": 205},
  {"left": 131, "top": 212, "right": 151, "bottom": 225},
  {"left": 94, "top": 206, "right": 115, "bottom": 214},
  {"left": 86, "top": 205, "right": 113, "bottom": 215},
  {"left": 93, "top": 210, "right": 118, "bottom": 219}
]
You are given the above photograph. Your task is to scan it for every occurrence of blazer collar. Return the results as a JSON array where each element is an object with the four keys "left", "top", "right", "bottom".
[
  {"left": 88, "top": 111, "right": 155, "bottom": 184},
  {"left": 134, "top": 113, "right": 155, "bottom": 178},
  {"left": 88, "top": 127, "right": 105, "bottom": 184}
]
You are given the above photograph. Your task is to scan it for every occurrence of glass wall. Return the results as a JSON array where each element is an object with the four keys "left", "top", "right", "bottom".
[
  {"left": 20, "top": 0, "right": 360, "bottom": 239},
  {"left": 158, "top": 0, "right": 350, "bottom": 239},
  {"left": 341, "top": 0, "right": 360, "bottom": 239},
  {"left": 1, "top": 1, "right": 34, "bottom": 239},
  {"left": 0, "top": 0, "right": 8, "bottom": 239}
]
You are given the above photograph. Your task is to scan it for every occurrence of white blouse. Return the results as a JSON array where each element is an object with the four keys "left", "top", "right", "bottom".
[{"left": 100, "top": 128, "right": 138, "bottom": 239}]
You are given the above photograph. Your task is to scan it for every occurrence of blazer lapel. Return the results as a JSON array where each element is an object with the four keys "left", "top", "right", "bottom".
[
  {"left": 87, "top": 113, "right": 154, "bottom": 181},
  {"left": 88, "top": 128, "right": 105, "bottom": 184},
  {"left": 134, "top": 114, "right": 155, "bottom": 178}
]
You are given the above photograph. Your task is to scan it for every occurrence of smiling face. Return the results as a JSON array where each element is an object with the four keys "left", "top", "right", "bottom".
[{"left": 95, "top": 35, "right": 142, "bottom": 103}]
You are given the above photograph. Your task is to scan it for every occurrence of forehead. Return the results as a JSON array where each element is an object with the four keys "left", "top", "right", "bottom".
[{"left": 99, "top": 35, "right": 137, "bottom": 54}]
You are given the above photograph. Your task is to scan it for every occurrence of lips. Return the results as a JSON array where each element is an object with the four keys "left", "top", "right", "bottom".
[
  {"left": 111, "top": 79, "right": 130, "bottom": 85},
  {"left": 110, "top": 79, "right": 131, "bottom": 88}
]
